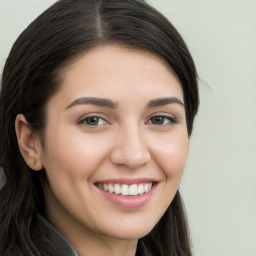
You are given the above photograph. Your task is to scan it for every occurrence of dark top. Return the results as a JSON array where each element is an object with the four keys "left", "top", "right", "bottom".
[{"left": 38, "top": 215, "right": 79, "bottom": 256}]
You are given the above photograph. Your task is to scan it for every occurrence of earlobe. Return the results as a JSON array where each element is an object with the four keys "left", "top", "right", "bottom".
[{"left": 15, "top": 114, "right": 43, "bottom": 171}]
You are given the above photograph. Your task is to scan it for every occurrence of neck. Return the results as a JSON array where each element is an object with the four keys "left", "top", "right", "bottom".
[{"left": 75, "top": 237, "right": 137, "bottom": 256}]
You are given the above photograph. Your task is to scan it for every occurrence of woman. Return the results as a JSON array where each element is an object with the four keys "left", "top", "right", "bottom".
[{"left": 0, "top": 0, "right": 199, "bottom": 255}]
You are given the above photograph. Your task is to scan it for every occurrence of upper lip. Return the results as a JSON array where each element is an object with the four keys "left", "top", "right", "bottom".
[{"left": 95, "top": 178, "right": 159, "bottom": 185}]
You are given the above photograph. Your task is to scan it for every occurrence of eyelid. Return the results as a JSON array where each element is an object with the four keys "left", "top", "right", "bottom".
[
  {"left": 77, "top": 113, "right": 110, "bottom": 126},
  {"left": 146, "top": 112, "right": 178, "bottom": 125}
]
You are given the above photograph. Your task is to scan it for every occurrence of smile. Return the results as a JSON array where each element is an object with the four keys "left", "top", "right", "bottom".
[{"left": 97, "top": 182, "right": 153, "bottom": 196}]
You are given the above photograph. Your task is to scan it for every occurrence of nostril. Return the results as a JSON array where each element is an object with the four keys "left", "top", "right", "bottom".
[{"left": 110, "top": 142, "right": 151, "bottom": 168}]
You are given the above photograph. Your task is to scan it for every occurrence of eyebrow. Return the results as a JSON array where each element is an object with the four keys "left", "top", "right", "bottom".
[
  {"left": 65, "top": 97, "right": 119, "bottom": 110},
  {"left": 65, "top": 96, "right": 184, "bottom": 110},
  {"left": 146, "top": 97, "right": 184, "bottom": 108}
]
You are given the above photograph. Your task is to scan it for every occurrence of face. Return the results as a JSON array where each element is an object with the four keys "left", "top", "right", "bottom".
[{"left": 40, "top": 45, "right": 189, "bottom": 244}]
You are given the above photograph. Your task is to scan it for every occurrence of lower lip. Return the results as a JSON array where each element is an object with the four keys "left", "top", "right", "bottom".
[{"left": 96, "top": 184, "right": 157, "bottom": 209}]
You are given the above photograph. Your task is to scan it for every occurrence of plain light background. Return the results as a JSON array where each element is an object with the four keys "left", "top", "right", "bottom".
[{"left": 0, "top": 0, "right": 255, "bottom": 255}]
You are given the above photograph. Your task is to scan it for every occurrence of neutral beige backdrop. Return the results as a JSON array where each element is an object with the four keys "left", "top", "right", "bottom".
[{"left": 0, "top": 0, "right": 256, "bottom": 255}]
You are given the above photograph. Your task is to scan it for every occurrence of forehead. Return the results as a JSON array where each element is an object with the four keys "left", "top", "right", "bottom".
[{"left": 51, "top": 45, "right": 184, "bottom": 106}]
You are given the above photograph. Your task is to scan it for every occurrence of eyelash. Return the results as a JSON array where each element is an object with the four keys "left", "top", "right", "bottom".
[
  {"left": 78, "top": 114, "right": 109, "bottom": 127},
  {"left": 147, "top": 115, "right": 178, "bottom": 126},
  {"left": 78, "top": 114, "right": 178, "bottom": 127}
]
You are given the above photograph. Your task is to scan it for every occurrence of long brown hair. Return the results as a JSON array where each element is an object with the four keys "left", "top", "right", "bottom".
[{"left": 0, "top": 0, "right": 199, "bottom": 255}]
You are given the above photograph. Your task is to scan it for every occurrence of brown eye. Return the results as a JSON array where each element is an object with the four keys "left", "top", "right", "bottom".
[
  {"left": 149, "top": 115, "right": 177, "bottom": 125},
  {"left": 151, "top": 116, "right": 165, "bottom": 125}
]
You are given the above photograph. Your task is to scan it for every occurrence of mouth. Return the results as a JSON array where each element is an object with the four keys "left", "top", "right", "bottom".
[
  {"left": 94, "top": 179, "right": 158, "bottom": 208},
  {"left": 95, "top": 182, "right": 154, "bottom": 197}
]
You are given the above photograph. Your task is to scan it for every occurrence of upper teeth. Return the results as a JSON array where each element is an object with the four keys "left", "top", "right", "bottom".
[{"left": 99, "top": 183, "right": 153, "bottom": 196}]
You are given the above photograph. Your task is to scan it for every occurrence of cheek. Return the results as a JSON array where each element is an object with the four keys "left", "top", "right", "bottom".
[
  {"left": 145, "top": 130, "right": 189, "bottom": 224},
  {"left": 41, "top": 129, "right": 113, "bottom": 221},
  {"left": 41, "top": 128, "right": 113, "bottom": 181},
  {"left": 150, "top": 130, "right": 189, "bottom": 179}
]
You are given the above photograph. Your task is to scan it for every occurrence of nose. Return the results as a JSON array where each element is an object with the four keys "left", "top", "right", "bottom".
[{"left": 110, "top": 125, "right": 151, "bottom": 169}]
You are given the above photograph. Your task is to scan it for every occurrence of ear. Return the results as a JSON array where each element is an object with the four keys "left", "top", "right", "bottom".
[{"left": 15, "top": 114, "right": 43, "bottom": 171}]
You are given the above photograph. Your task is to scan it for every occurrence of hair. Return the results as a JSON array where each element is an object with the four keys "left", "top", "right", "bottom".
[{"left": 0, "top": 0, "right": 199, "bottom": 255}]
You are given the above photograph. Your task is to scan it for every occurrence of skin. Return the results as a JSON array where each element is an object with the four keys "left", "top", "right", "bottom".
[{"left": 16, "top": 45, "right": 189, "bottom": 256}]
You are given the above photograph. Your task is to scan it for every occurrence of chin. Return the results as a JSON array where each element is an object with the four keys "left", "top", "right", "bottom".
[{"left": 100, "top": 220, "right": 157, "bottom": 241}]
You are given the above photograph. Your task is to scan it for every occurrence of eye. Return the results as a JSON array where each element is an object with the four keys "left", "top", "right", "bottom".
[
  {"left": 78, "top": 116, "right": 108, "bottom": 126},
  {"left": 148, "top": 115, "right": 177, "bottom": 125}
]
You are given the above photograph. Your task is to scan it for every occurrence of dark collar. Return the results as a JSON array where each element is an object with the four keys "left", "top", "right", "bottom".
[{"left": 38, "top": 215, "right": 79, "bottom": 256}]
